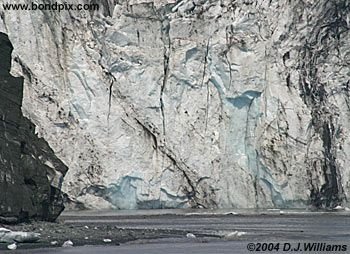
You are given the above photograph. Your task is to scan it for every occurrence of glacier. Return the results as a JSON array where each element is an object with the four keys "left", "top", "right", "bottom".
[{"left": 0, "top": 0, "right": 349, "bottom": 215}]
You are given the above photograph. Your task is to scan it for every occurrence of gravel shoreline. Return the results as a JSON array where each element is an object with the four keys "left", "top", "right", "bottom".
[{"left": 1, "top": 221, "right": 197, "bottom": 250}]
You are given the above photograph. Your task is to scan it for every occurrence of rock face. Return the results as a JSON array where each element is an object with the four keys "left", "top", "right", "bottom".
[
  {"left": 0, "top": 32, "right": 68, "bottom": 222},
  {"left": 0, "top": 0, "right": 349, "bottom": 209}
]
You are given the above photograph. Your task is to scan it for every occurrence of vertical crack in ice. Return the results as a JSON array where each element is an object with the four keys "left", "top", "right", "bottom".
[
  {"left": 224, "top": 53, "right": 232, "bottom": 90},
  {"left": 203, "top": 38, "right": 211, "bottom": 132},
  {"left": 254, "top": 150, "right": 260, "bottom": 208},
  {"left": 101, "top": 69, "right": 116, "bottom": 124},
  {"left": 205, "top": 80, "right": 210, "bottom": 132},
  {"left": 225, "top": 25, "right": 234, "bottom": 90},
  {"left": 160, "top": 17, "right": 171, "bottom": 137},
  {"left": 107, "top": 77, "right": 114, "bottom": 122},
  {"left": 201, "top": 38, "right": 210, "bottom": 87}
]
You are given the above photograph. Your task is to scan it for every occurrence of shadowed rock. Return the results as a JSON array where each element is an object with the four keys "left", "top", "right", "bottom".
[{"left": 0, "top": 32, "right": 68, "bottom": 223}]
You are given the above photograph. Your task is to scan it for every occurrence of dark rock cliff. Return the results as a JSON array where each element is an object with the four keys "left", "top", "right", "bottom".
[{"left": 0, "top": 32, "right": 68, "bottom": 223}]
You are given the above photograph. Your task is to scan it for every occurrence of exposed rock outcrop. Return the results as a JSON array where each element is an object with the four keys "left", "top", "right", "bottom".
[
  {"left": 0, "top": 0, "right": 349, "bottom": 210},
  {"left": 0, "top": 32, "right": 68, "bottom": 223}
]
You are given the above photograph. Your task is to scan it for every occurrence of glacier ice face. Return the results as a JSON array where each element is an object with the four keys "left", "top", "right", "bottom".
[{"left": 1, "top": 0, "right": 349, "bottom": 209}]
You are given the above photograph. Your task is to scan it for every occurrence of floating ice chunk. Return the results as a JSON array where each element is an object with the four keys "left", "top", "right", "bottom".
[
  {"left": 224, "top": 231, "right": 247, "bottom": 239},
  {"left": 50, "top": 241, "right": 58, "bottom": 246},
  {"left": 334, "top": 205, "right": 344, "bottom": 210},
  {"left": 103, "top": 238, "right": 112, "bottom": 243},
  {"left": 237, "top": 231, "right": 247, "bottom": 237},
  {"left": 224, "top": 212, "right": 238, "bottom": 215},
  {"left": 224, "top": 231, "right": 238, "bottom": 239},
  {"left": 7, "top": 243, "right": 17, "bottom": 250},
  {"left": 62, "top": 240, "right": 74, "bottom": 247},
  {"left": 186, "top": 233, "right": 196, "bottom": 239},
  {"left": 0, "top": 228, "right": 11, "bottom": 233},
  {"left": 0, "top": 228, "right": 40, "bottom": 243}
]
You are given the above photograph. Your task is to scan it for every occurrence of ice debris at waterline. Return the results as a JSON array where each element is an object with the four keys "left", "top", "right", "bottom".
[
  {"left": 186, "top": 233, "right": 196, "bottom": 239},
  {"left": 7, "top": 243, "right": 17, "bottom": 250},
  {"left": 224, "top": 231, "right": 247, "bottom": 240},
  {"left": 0, "top": 228, "right": 40, "bottom": 243},
  {"left": 62, "top": 240, "right": 74, "bottom": 247}
]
